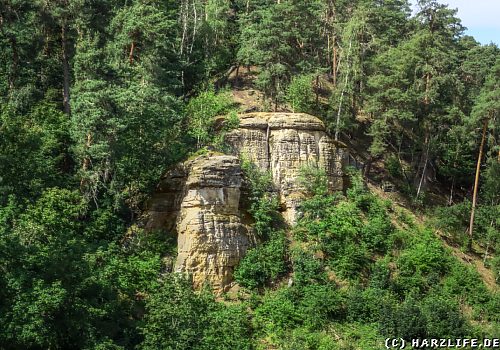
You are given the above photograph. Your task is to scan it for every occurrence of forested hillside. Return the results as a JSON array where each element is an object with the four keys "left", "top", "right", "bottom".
[{"left": 0, "top": 0, "right": 498, "bottom": 349}]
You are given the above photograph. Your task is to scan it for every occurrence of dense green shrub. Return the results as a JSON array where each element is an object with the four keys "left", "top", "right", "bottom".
[
  {"left": 442, "top": 262, "right": 486, "bottom": 301},
  {"left": 254, "top": 288, "right": 302, "bottom": 337},
  {"left": 140, "top": 275, "right": 254, "bottom": 350},
  {"left": 329, "top": 242, "right": 371, "bottom": 280},
  {"left": 361, "top": 213, "right": 394, "bottom": 253},
  {"left": 397, "top": 232, "right": 451, "bottom": 277},
  {"left": 491, "top": 255, "right": 500, "bottom": 286},
  {"left": 379, "top": 293, "right": 470, "bottom": 341},
  {"left": 140, "top": 275, "right": 211, "bottom": 350},
  {"left": 294, "top": 284, "right": 343, "bottom": 330},
  {"left": 186, "top": 89, "right": 236, "bottom": 149},
  {"left": 0, "top": 189, "right": 120, "bottom": 349},
  {"left": 234, "top": 230, "right": 288, "bottom": 290},
  {"left": 291, "top": 246, "right": 328, "bottom": 287},
  {"left": 297, "top": 165, "right": 339, "bottom": 220},
  {"left": 420, "top": 294, "right": 469, "bottom": 338},
  {"left": 235, "top": 158, "right": 288, "bottom": 290},
  {"left": 285, "top": 74, "right": 316, "bottom": 114},
  {"left": 346, "top": 287, "right": 396, "bottom": 323},
  {"left": 198, "top": 304, "right": 254, "bottom": 350},
  {"left": 379, "top": 296, "right": 427, "bottom": 340},
  {"left": 433, "top": 201, "right": 471, "bottom": 243},
  {"left": 369, "top": 259, "right": 392, "bottom": 289},
  {"left": 0, "top": 102, "right": 71, "bottom": 203},
  {"left": 296, "top": 169, "right": 397, "bottom": 280},
  {"left": 385, "top": 155, "right": 403, "bottom": 178},
  {"left": 254, "top": 283, "right": 342, "bottom": 341},
  {"left": 434, "top": 200, "right": 499, "bottom": 250},
  {"left": 241, "top": 159, "right": 282, "bottom": 239},
  {"left": 280, "top": 328, "right": 337, "bottom": 350}
]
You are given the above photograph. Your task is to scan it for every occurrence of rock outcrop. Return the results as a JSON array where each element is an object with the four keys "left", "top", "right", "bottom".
[
  {"left": 145, "top": 113, "right": 347, "bottom": 293},
  {"left": 146, "top": 154, "right": 252, "bottom": 292},
  {"left": 226, "top": 112, "right": 346, "bottom": 224}
]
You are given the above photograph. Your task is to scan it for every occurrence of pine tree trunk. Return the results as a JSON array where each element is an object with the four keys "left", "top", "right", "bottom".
[
  {"left": 416, "top": 134, "right": 430, "bottom": 200},
  {"left": 129, "top": 41, "right": 135, "bottom": 64},
  {"left": 468, "top": 118, "right": 489, "bottom": 250},
  {"left": 62, "top": 23, "right": 71, "bottom": 115},
  {"left": 335, "top": 39, "right": 352, "bottom": 141},
  {"left": 332, "top": 36, "right": 337, "bottom": 87},
  {"left": 8, "top": 36, "right": 18, "bottom": 90}
]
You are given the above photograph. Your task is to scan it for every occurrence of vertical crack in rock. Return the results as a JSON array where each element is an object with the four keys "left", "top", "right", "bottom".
[
  {"left": 266, "top": 122, "right": 271, "bottom": 168},
  {"left": 315, "top": 131, "right": 321, "bottom": 163}
]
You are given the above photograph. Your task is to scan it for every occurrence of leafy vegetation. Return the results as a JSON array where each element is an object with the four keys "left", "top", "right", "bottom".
[
  {"left": 0, "top": 0, "right": 498, "bottom": 348},
  {"left": 240, "top": 170, "right": 499, "bottom": 348}
]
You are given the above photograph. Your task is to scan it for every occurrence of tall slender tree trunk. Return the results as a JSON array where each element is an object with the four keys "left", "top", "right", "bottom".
[
  {"left": 129, "top": 41, "right": 135, "bottom": 64},
  {"left": 61, "top": 23, "right": 71, "bottom": 115},
  {"left": 315, "top": 75, "right": 320, "bottom": 106},
  {"left": 8, "top": 36, "right": 18, "bottom": 90},
  {"left": 468, "top": 118, "right": 489, "bottom": 250},
  {"left": 416, "top": 133, "right": 431, "bottom": 200},
  {"left": 332, "top": 36, "right": 337, "bottom": 87},
  {"left": 335, "top": 39, "right": 352, "bottom": 141}
]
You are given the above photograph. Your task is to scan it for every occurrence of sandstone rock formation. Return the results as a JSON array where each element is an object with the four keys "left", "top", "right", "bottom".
[
  {"left": 226, "top": 112, "right": 346, "bottom": 224},
  {"left": 145, "top": 113, "right": 347, "bottom": 293},
  {"left": 146, "top": 154, "right": 252, "bottom": 293}
]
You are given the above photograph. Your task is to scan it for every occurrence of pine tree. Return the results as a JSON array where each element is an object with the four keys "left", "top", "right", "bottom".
[
  {"left": 365, "top": 0, "right": 464, "bottom": 194},
  {"left": 237, "top": 0, "right": 325, "bottom": 109},
  {"left": 468, "top": 59, "right": 500, "bottom": 246}
]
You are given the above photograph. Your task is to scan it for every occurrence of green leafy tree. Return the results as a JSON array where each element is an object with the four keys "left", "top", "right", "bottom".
[
  {"left": 140, "top": 274, "right": 253, "bottom": 350},
  {"left": 0, "top": 101, "right": 70, "bottom": 203},
  {"left": 186, "top": 89, "right": 235, "bottom": 149},
  {"left": 140, "top": 275, "right": 213, "bottom": 350},
  {"left": 238, "top": 1, "right": 325, "bottom": 109},
  {"left": 286, "top": 74, "right": 316, "bottom": 113}
]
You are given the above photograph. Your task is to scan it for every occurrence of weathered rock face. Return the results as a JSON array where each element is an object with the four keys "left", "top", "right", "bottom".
[
  {"left": 226, "top": 112, "right": 346, "bottom": 224},
  {"left": 146, "top": 154, "right": 252, "bottom": 293},
  {"left": 175, "top": 155, "right": 252, "bottom": 292},
  {"left": 145, "top": 113, "right": 346, "bottom": 293}
]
